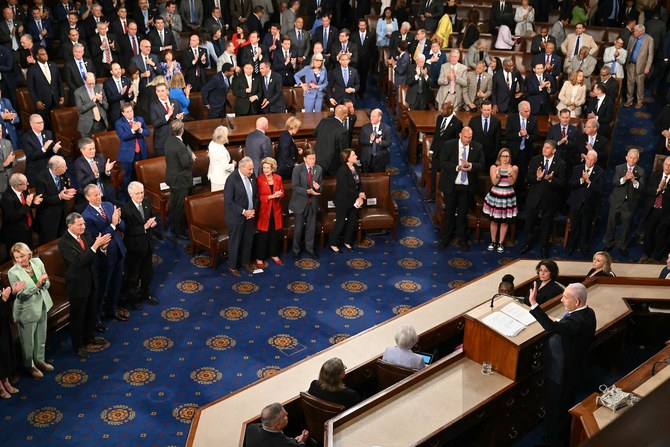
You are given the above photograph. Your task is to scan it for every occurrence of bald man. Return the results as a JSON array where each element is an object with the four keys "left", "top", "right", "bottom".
[{"left": 245, "top": 117, "right": 272, "bottom": 177}]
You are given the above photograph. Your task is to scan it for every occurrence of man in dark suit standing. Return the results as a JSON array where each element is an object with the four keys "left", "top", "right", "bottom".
[
  {"left": 0, "top": 43, "right": 20, "bottom": 109},
  {"left": 122, "top": 181, "right": 159, "bottom": 309},
  {"left": 119, "top": 21, "right": 143, "bottom": 69},
  {"left": 232, "top": 62, "right": 262, "bottom": 116},
  {"left": 103, "top": 62, "right": 135, "bottom": 125},
  {"left": 60, "top": 27, "right": 92, "bottom": 63},
  {"left": 230, "top": 0, "right": 253, "bottom": 31},
  {"left": 73, "top": 138, "right": 116, "bottom": 208},
  {"left": 258, "top": 61, "right": 286, "bottom": 114},
  {"left": 566, "top": 150, "right": 605, "bottom": 256},
  {"left": 313, "top": 13, "right": 338, "bottom": 62},
  {"left": 35, "top": 155, "right": 77, "bottom": 245},
  {"left": 59, "top": 11, "right": 87, "bottom": 43},
  {"left": 245, "top": 117, "right": 273, "bottom": 177},
  {"left": 146, "top": 16, "right": 175, "bottom": 55},
  {"left": 359, "top": 108, "right": 391, "bottom": 173},
  {"left": 89, "top": 22, "right": 119, "bottom": 77},
  {"left": 574, "top": 119, "right": 608, "bottom": 170},
  {"left": 115, "top": 104, "right": 150, "bottom": 198},
  {"left": 1, "top": 173, "right": 42, "bottom": 250},
  {"left": 530, "top": 26, "right": 557, "bottom": 55},
  {"left": 164, "top": 120, "right": 194, "bottom": 239},
  {"left": 583, "top": 82, "right": 614, "bottom": 136},
  {"left": 526, "top": 62, "right": 556, "bottom": 116},
  {"left": 150, "top": 83, "right": 184, "bottom": 156},
  {"left": 641, "top": 157, "right": 670, "bottom": 262},
  {"left": 330, "top": 28, "right": 358, "bottom": 68},
  {"left": 82, "top": 184, "right": 127, "bottom": 324},
  {"left": 26, "top": 47, "right": 64, "bottom": 130},
  {"left": 426, "top": 101, "right": 462, "bottom": 203},
  {"left": 201, "top": 63, "right": 234, "bottom": 118},
  {"left": 289, "top": 149, "right": 322, "bottom": 260},
  {"left": 314, "top": 105, "right": 349, "bottom": 175},
  {"left": 59, "top": 212, "right": 111, "bottom": 358},
  {"left": 63, "top": 43, "right": 95, "bottom": 103},
  {"left": 437, "top": 127, "right": 485, "bottom": 251},
  {"left": 0, "top": 6, "right": 22, "bottom": 51},
  {"left": 272, "top": 36, "right": 298, "bottom": 86},
  {"left": 288, "top": 17, "right": 311, "bottom": 66},
  {"left": 130, "top": 38, "right": 163, "bottom": 93},
  {"left": 491, "top": 58, "right": 525, "bottom": 114},
  {"left": 419, "top": 0, "right": 443, "bottom": 32},
  {"left": 224, "top": 156, "right": 259, "bottom": 276},
  {"left": 528, "top": 282, "right": 596, "bottom": 447},
  {"left": 26, "top": 6, "right": 54, "bottom": 48},
  {"left": 246, "top": 5, "right": 264, "bottom": 37},
  {"left": 388, "top": 22, "right": 414, "bottom": 60},
  {"left": 548, "top": 109, "right": 580, "bottom": 172},
  {"left": 354, "top": 18, "right": 374, "bottom": 97},
  {"left": 21, "top": 114, "right": 62, "bottom": 185},
  {"left": 520, "top": 140, "right": 567, "bottom": 258},
  {"left": 182, "top": 34, "right": 208, "bottom": 91},
  {"left": 327, "top": 53, "right": 359, "bottom": 106},
  {"left": 506, "top": 101, "right": 539, "bottom": 182},
  {"left": 405, "top": 54, "right": 433, "bottom": 111},
  {"left": 490, "top": 0, "right": 513, "bottom": 34},
  {"left": 238, "top": 31, "right": 268, "bottom": 74},
  {"left": 469, "top": 100, "right": 502, "bottom": 168},
  {"left": 531, "top": 41, "right": 563, "bottom": 78}
]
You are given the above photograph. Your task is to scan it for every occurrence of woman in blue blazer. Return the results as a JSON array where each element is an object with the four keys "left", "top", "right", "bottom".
[
  {"left": 115, "top": 103, "right": 150, "bottom": 196},
  {"left": 294, "top": 54, "right": 328, "bottom": 112}
]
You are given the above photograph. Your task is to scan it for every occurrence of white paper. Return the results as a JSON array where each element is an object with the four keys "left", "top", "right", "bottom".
[
  {"left": 481, "top": 311, "right": 526, "bottom": 337},
  {"left": 367, "top": 198, "right": 377, "bottom": 206},
  {"left": 500, "top": 302, "right": 536, "bottom": 326},
  {"left": 159, "top": 182, "right": 170, "bottom": 190},
  {"left": 328, "top": 200, "right": 335, "bottom": 208},
  {"left": 193, "top": 176, "right": 202, "bottom": 185}
]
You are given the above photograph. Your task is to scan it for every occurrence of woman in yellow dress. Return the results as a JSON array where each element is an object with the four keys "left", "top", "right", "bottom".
[{"left": 433, "top": 12, "right": 453, "bottom": 49}]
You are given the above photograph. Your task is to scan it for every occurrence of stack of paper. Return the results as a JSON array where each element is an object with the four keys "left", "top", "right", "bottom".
[{"left": 481, "top": 303, "right": 536, "bottom": 337}]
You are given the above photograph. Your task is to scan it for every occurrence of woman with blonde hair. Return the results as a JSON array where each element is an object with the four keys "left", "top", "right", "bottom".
[
  {"left": 308, "top": 357, "right": 360, "bottom": 409},
  {"left": 8, "top": 243, "right": 53, "bottom": 380},
  {"left": 557, "top": 70, "right": 586, "bottom": 117},
  {"left": 207, "top": 126, "right": 236, "bottom": 192},
  {"left": 586, "top": 251, "right": 616, "bottom": 278},
  {"left": 382, "top": 324, "right": 426, "bottom": 370},
  {"left": 255, "top": 157, "right": 284, "bottom": 267},
  {"left": 276, "top": 116, "right": 303, "bottom": 180},
  {"left": 169, "top": 72, "right": 192, "bottom": 119},
  {"left": 294, "top": 54, "right": 328, "bottom": 112},
  {"left": 482, "top": 148, "right": 519, "bottom": 253}
]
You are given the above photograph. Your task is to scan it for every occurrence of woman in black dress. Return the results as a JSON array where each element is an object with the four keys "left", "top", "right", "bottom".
[
  {"left": 0, "top": 279, "right": 24, "bottom": 399},
  {"left": 524, "top": 259, "right": 565, "bottom": 305},
  {"left": 585, "top": 251, "right": 616, "bottom": 278},
  {"left": 276, "top": 116, "right": 302, "bottom": 180},
  {"left": 329, "top": 149, "right": 366, "bottom": 254}
]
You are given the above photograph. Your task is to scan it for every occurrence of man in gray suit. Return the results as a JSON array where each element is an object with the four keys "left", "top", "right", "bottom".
[
  {"left": 463, "top": 61, "right": 492, "bottom": 112},
  {"left": 624, "top": 24, "right": 654, "bottom": 109},
  {"left": 74, "top": 73, "right": 109, "bottom": 138},
  {"left": 604, "top": 148, "right": 645, "bottom": 257},
  {"left": 288, "top": 16, "right": 311, "bottom": 66},
  {"left": 0, "top": 133, "right": 15, "bottom": 193},
  {"left": 289, "top": 148, "right": 322, "bottom": 260},
  {"left": 180, "top": 0, "right": 204, "bottom": 32},
  {"left": 245, "top": 117, "right": 272, "bottom": 177}
]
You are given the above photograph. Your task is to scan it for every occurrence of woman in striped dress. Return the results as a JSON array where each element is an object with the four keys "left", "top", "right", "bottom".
[{"left": 483, "top": 148, "right": 518, "bottom": 253}]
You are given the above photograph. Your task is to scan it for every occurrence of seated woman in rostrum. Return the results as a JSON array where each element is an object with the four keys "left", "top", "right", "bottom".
[
  {"left": 307, "top": 357, "right": 360, "bottom": 409},
  {"left": 382, "top": 324, "right": 426, "bottom": 370},
  {"left": 524, "top": 259, "right": 565, "bottom": 306}
]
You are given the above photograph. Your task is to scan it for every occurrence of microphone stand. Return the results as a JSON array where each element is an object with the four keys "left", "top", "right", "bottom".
[{"left": 490, "top": 293, "right": 526, "bottom": 308}]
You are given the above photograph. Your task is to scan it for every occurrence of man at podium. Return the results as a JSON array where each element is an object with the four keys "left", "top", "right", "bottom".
[{"left": 528, "top": 282, "right": 596, "bottom": 447}]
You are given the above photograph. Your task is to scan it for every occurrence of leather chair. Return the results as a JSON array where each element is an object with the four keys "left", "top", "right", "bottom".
[
  {"left": 135, "top": 156, "right": 170, "bottom": 229},
  {"left": 91, "top": 131, "right": 124, "bottom": 197},
  {"left": 375, "top": 358, "right": 416, "bottom": 390},
  {"left": 16, "top": 87, "right": 34, "bottom": 131},
  {"left": 291, "top": 86, "right": 305, "bottom": 112},
  {"left": 191, "top": 149, "right": 212, "bottom": 195},
  {"left": 12, "top": 150, "right": 26, "bottom": 175},
  {"left": 51, "top": 107, "right": 81, "bottom": 159},
  {"left": 397, "top": 84, "right": 409, "bottom": 134},
  {"left": 282, "top": 86, "right": 294, "bottom": 113},
  {"left": 299, "top": 391, "right": 344, "bottom": 446},
  {"left": 185, "top": 191, "right": 229, "bottom": 269},
  {"left": 226, "top": 144, "right": 245, "bottom": 162},
  {"left": 358, "top": 172, "right": 399, "bottom": 240},
  {"left": 421, "top": 136, "right": 433, "bottom": 194},
  {"left": 188, "top": 92, "right": 208, "bottom": 121}
]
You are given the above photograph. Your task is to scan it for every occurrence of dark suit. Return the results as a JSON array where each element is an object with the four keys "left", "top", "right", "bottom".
[
  {"left": 35, "top": 169, "right": 70, "bottom": 245},
  {"left": 328, "top": 66, "right": 359, "bottom": 104},
  {"left": 103, "top": 76, "right": 134, "bottom": 124},
  {"left": 438, "top": 139, "right": 485, "bottom": 245},
  {"left": 359, "top": 122, "right": 392, "bottom": 173},
  {"left": 0, "top": 20, "right": 21, "bottom": 50},
  {"left": 490, "top": 1, "right": 513, "bottom": 32},
  {"left": 59, "top": 23, "right": 88, "bottom": 43},
  {"left": 58, "top": 231, "right": 100, "bottom": 351},
  {"left": 428, "top": 114, "right": 463, "bottom": 199},
  {"left": 574, "top": 133, "right": 608, "bottom": 170},
  {"left": 230, "top": 0, "right": 253, "bottom": 30},
  {"left": 182, "top": 46, "right": 208, "bottom": 91},
  {"left": 201, "top": 72, "right": 232, "bottom": 118},
  {"left": 26, "top": 17, "right": 54, "bottom": 48},
  {"left": 530, "top": 34, "right": 557, "bottom": 55},
  {"left": 642, "top": 171, "right": 670, "bottom": 260},
  {"left": 491, "top": 68, "right": 525, "bottom": 113},
  {"left": 526, "top": 73, "right": 557, "bottom": 116},
  {"left": 245, "top": 130, "right": 272, "bottom": 177},
  {"left": 354, "top": 30, "right": 374, "bottom": 95},
  {"left": 60, "top": 39, "right": 92, "bottom": 61},
  {"left": 224, "top": 169, "right": 258, "bottom": 270},
  {"left": 524, "top": 154, "right": 567, "bottom": 249},
  {"left": 314, "top": 116, "right": 349, "bottom": 175},
  {"left": 506, "top": 113, "right": 539, "bottom": 180},
  {"left": 583, "top": 96, "right": 614, "bottom": 136},
  {"left": 147, "top": 28, "right": 176, "bottom": 55},
  {"left": 73, "top": 154, "right": 114, "bottom": 205},
  {"left": 529, "top": 304, "right": 596, "bottom": 447},
  {"left": 150, "top": 99, "right": 182, "bottom": 156},
  {"left": 89, "top": 32, "right": 120, "bottom": 77},
  {"left": 408, "top": 39, "right": 432, "bottom": 64},
  {"left": 330, "top": 40, "right": 358, "bottom": 68},
  {"left": 129, "top": 53, "right": 163, "bottom": 92},
  {"left": 63, "top": 57, "right": 95, "bottom": 102},
  {"left": 314, "top": 25, "right": 338, "bottom": 56},
  {"left": 82, "top": 201, "right": 126, "bottom": 316},
  {"left": 388, "top": 31, "right": 414, "bottom": 59},
  {"left": 84, "top": 15, "right": 106, "bottom": 40},
  {"left": 599, "top": 76, "right": 619, "bottom": 101},
  {"left": 119, "top": 33, "right": 143, "bottom": 69},
  {"left": 260, "top": 71, "right": 286, "bottom": 114},
  {"left": 122, "top": 197, "right": 156, "bottom": 304},
  {"left": 531, "top": 52, "right": 563, "bottom": 78},
  {"left": 419, "top": 0, "right": 443, "bottom": 32},
  {"left": 232, "top": 74, "right": 262, "bottom": 116},
  {"left": 271, "top": 48, "right": 297, "bottom": 86},
  {"left": 0, "top": 45, "right": 20, "bottom": 108},
  {"left": 548, "top": 123, "right": 580, "bottom": 172},
  {"left": 246, "top": 12, "right": 263, "bottom": 37},
  {"left": 566, "top": 163, "right": 605, "bottom": 253},
  {"left": 21, "top": 130, "right": 57, "bottom": 186},
  {"left": 238, "top": 43, "right": 269, "bottom": 73},
  {"left": 26, "top": 62, "right": 63, "bottom": 127},
  {"left": 1, "top": 188, "right": 34, "bottom": 249},
  {"left": 165, "top": 135, "right": 193, "bottom": 237},
  {"left": 469, "top": 114, "right": 502, "bottom": 167},
  {"left": 289, "top": 162, "right": 322, "bottom": 256},
  {"left": 405, "top": 64, "right": 433, "bottom": 111},
  {"left": 331, "top": 163, "right": 363, "bottom": 246},
  {"left": 244, "top": 422, "right": 307, "bottom": 447}
]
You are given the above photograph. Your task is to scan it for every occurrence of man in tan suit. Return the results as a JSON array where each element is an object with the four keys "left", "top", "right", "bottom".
[
  {"left": 463, "top": 61, "right": 492, "bottom": 112},
  {"left": 624, "top": 24, "right": 654, "bottom": 109},
  {"left": 436, "top": 49, "right": 468, "bottom": 111},
  {"left": 560, "top": 23, "right": 598, "bottom": 63}
]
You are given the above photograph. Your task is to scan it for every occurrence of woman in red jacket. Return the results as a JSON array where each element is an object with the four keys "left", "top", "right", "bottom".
[{"left": 255, "top": 157, "right": 284, "bottom": 267}]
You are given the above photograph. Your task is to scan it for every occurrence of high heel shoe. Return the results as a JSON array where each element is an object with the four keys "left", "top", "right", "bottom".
[
  {"left": 329, "top": 246, "right": 341, "bottom": 254},
  {"left": 343, "top": 244, "right": 353, "bottom": 252}
]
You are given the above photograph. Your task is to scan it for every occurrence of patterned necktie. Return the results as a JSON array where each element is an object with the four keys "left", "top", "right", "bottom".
[
  {"left": 520, "top": 118, "right": 526, "bottom": 150},
  {"left": 544, "top": 158, "right": 549, "bottom": 173},
  {"left": 79, "top": 60, "right": 86, "bottom": 81},
  {"left": 99, "top": 206, "right": 107, "bottom": 221}
]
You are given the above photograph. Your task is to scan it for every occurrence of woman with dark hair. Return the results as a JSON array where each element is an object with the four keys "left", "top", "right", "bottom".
[
  {"left": 308, "top": 357, "right": 360, "bottom": 409},
  {"left": 160, "top": 49, "right": 182, "bottom": 84},
  {"left": 209, "top": 25, "right": 226, "bottom": 58},
  {"left": 494, "top": 14, "right": 520, "bottom": 50},
  {"left": 199, "top": 28, "right": 218, "bottom": 68},
  {"left": 498, "top": 274, "right": 515, "bottom": 295},
  {"left": 232, "top": 25, "right": 250, "bottom": 54},
  {"left": 487, "top": 56, "right": 503, "bottom": 77},
  {"left": 524, "top": 259, "right": 565, "bottom": 305},
  {"left": 329, "top": 149, "right": 366, "bottom": 254},
  {"left": 460, "top": 10, "right": 480, "bottom": 49},
  {"left": 376, "top": 7, "right": 398, "bottom": 48},
  {"left": 586, "top": 251, "right": 616, "bottom": 278}
]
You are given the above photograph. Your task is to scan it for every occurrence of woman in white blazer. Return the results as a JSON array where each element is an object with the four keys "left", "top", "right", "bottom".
[
  {"left": 207, "top": 126, "right": 236, "bottom": 192},
  {"left": 557, "top": 70, "right": 587, "bottom": 118},
  {"left": 8, "top": 243, "right": 53, "bottom": 379}
]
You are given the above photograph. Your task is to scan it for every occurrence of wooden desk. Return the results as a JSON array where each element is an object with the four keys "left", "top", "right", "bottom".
[
  {"left": 182, "top": 111, "right": 370, "bottom": 149},
  {"left": 569, "top": 343, "right": 670, "bottom": 446}
]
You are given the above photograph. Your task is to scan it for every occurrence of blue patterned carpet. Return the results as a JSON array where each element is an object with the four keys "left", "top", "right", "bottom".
[{"left": 0, "top": 83, "right": 663, "bottom": 447}]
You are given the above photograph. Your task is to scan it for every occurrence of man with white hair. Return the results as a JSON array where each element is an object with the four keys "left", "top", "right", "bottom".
[
  {"left": 528, "top": 282, "right": 596, "bottom": 447},
  {"left": 406, "top": 53, "right": 433, "bottom": 111},
  {"left": 245, "top": 117, "right": 272, "bottom": 177},
  {"left": 624, "top": 24, "right": 654, "bottom": 109},
  {"left": 566, "top": 149, "right": 604, "bottom": 257},
  {"left": 435, "top": 49, "right": 467, "bottom": 110},
  {"left": 74, "top": 72, "right": 109, "bottom": 138},
  {"left": 34, "top": 155, "right": 76, "bottom": 244},
  {"left": 388, "top": 21, "right": 414, "bottom": 60}
]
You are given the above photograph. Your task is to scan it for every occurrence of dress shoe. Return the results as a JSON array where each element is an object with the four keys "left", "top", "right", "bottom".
[
  {"left": 95, "top": 322, "right": 108, "bottom": 333},
  {"left": 437, "top": 239, "right": 448, "bottom": 250},
  {"left": 35, "top": 362, "right": 54, "bottom": 372},
  {"left": 624, "top": 100, "right": 633, "bottom": 107},
  {"left": 76, "top": 347, "right": 89, "bottom": 359},
  {"left": 519, "top": 243, "right": 532, "bottom": 255},
  {"left": 146, "top": 296, "right": 160, "bottom": 305},
  {"left": 271, "top": 257, "right": 283, "bottom": 265},
  {"left": 291, "top": 251, "right": 300, "bottom": 261},
  {"left": 30, "top": 366, "right": 44, "bottom": 379},
  {"left": 424, "top": 197, "right": 435, "bottom": 203},
  {"left": 86, "top": 337, "right": 106, "bottom": 346},
  {"left": 132, "top": 302, "right": 144, "bottom": 310},
  {"left": 635, "top": 101, "right": 643, "bottom": 109},
  {"left": 228, "top": 268, "right": 242, "bottom": 277},
  {"left": 105, "top": 311, "right": 129, "bottom": 322},
  {"left": 457, "top": 241, "right": 470, "bottom": 251},
  {"left": 343, "top": 244, "right": 353, "bottom": 252},
  {"left": 541, "top": 245, "right": 549, "bottom": 259},
  {"left": 329, "top": 245, "right": 341, "bottom": 254},
  {"left": 306, "top": 250, "right": 319, "bottom": 259}
]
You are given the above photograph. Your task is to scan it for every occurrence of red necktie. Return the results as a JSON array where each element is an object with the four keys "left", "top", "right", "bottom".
[
  {"left": 546, "top": 55, "right": 550, "bottom": 65},
  {"left": 561, "top": 126, "right": 566, "bottom": 138},
  {"left": 123, "top": 21, "right": 127, "bottom": 33},
  {"left": 20, "top": 193, "right": 32, "bottom": 227},
  {"left": 99, "top": 206, "right": 107, "bottom": 221},
  {"left": 165, "top": 101, "right": 170, "bottom": 112},
  {"left": 131, "top": 36, "right": 138, "bottom": 56},
  {"left": 130, "top": 120, "right": 140, "bottom": 153},
  {"left": 78, "top": 236, "right": 85, "bottom": 250},
  {"left": 307, "top": 167, "right": 313, "bottom": 204}
]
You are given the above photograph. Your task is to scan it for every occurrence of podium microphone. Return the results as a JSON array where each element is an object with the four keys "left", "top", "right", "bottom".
[{"left": 490, "top": 293, "right": 526, "bottom": 308}]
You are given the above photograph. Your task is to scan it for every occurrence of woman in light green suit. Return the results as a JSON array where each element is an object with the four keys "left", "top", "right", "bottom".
[{"left": 8, "top": 243, "right": 54, "bottom": 379}]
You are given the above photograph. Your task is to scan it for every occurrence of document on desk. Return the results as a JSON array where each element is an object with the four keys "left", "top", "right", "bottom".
[
  {"left": 500, "top": 302, "right": 536, "bottom": 326},
  {"left": 482, "top": 311, "right": 526, "bottom": 337}
]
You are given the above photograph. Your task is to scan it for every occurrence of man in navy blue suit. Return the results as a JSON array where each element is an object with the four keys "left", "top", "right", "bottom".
[
  {"left": 526, "top": 62, "right": 556, "bottom": 116},
  {"left": 73, "top": 138, "right": 116, "bottom": 211},
  {"left": 328, "top": 53, "right": 359, "bottom": 106},
  {"left": 566, "top": 150, "right": 604, "bottom": 256},
  {"left": 259, "top": 61, "right": 286, "bottom": 114},
  {"left": 313, "top": 13, "right": 338, "bottom": 62},
  {"left": 103, "top": 62, "right": 135, "bottom": 125},
  {"left": 115, "top": 103, "right": 150, "bottom": 196},
  {"left": 272, "top": 36, "right": 297, "bottom": 86},
  {"left": 82, "top": 184, "right": 128, "bottom": 325},
  {"left": 0, "top": 44, "right": 20, "bottom": 109},
  {"left": 0, "top": 90, "right": 20, "bottom": 150},
  {"left": 26, "top": 47, "right": 64, "bottom": 129},
  {"left": 26, "top": 6, "right": 53, "bottom": 48},
  {"left": 531, "top": 41, "right": 563, "bottom": 78},
  {"left": 201, "top": 63, "right": 234, "bottom": 118}
]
